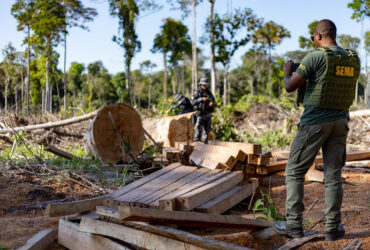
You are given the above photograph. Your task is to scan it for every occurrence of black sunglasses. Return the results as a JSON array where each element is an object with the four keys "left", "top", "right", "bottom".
[{"left": 311, "top": 33, "right": 319, "bottom": 42}]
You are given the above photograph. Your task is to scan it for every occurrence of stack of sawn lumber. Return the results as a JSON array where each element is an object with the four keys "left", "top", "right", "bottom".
[
  {"left": 185, "top": 140, "right": 285, "bottom": 176},
  {"left": 105, "top": 162, "right": 258, "bottom": 214},
  {"left": 57, "top": 205, "right": 271, "bottom": 250}
]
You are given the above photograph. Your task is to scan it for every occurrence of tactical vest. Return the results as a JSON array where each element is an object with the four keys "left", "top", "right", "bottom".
[{"left": 303, "top": 47, "right": 360, "bottom": 110}]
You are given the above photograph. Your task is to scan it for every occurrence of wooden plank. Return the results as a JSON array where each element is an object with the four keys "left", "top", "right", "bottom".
[
  {"left": 157, "top": 170, "right": 227, "bottom": 209},
  {"left": 194, "top": 180, "right": 258, "bottom": 214},
  {"left": 276, "top": 232, "right": 323, "bottom": 250},
  {"left": 152, "top": 157, "right": 169, "bottom": 167},
  {"left": 96, "top": 206, "right": 249, "bottom": 250},
  {"left": 266, "top": 160, "right": 287, "bottom": 173},
  {"left": 256, "top": 166, "right": 268, "bottom": 175},
  {"left": 17, "top": 229, "right": 55, "bottom": 250},
  {"left": 45, "top": 197, "right": 104, "bottom": 217},
  {"left": 234, "top": 162, "right": 245, "bottom": 171},
  {"left": 248, "top": 154, "right": 270, "bottom": 165},
  {"left": 193, "top": 143, "right": 248, "bottom": 163},
  {"left": 175, "top": 172, "right": 244, "bottom": 211},
  {"left": 136, "top": 167, "right": 209, "bottom": 205},
  {"left": 58, "top": 219, "right": 129, "bottom": 250},
  {"left": 110, "top": 163, "right": 182, "bottom": 199},
  {"left": 119, "top": 206, "right": 272, "bottom": 229},
  {"left": 245, "top": 165, "right": 256, "bottom": 174},
  {"left": 79, "top": 217, "right": 204, "bottom": 250},
  {"left": 208, "top": 140, "right": 262, "bottom": 154},
  {"left": 189, "top": 150, "right": 234, "bottom": 169},
  {"left": 116, "top": 165, "right": 194, "bottom": 203}
]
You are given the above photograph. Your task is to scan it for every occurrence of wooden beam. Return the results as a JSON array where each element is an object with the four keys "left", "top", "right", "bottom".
[
  {"left": 96, "top": 206, "right": 250, "bottom": 250},
  {"left": 119, "top": 206, "right": 272, "bottom": 229},
  {"left": 194, "top": 180, "right": 258, "bottom": 214},
  {"left": 58, "top": 219, "right": 129, "bottom": 250},
  {"left": 45, "top": 197, "right": 104, "bottom": 217},
  {"left": 158, "top": 170, "right": 227, "bottom": 209},
  {"left": 208, "top": 140, "right": 262, "bottom": 155},
  {"left": 193, "top": 143, "right": 248, "bottom": 163},
  {"left": 189, "top": 150, "right": 236, "bottom": 170},
  {"left": 79, "top": 217, "right": 205, "bottom": 250},
  {"left": 276, "top": 232, "right": 323, "bottom": 250},
  {"left": 306, "top": 167, "right": 324, "bottom": 183},
  {"left": 109, "top": 163, "right": 181, "bottom": 199},
  {"left": 176, "top": 172, "right": 244, "bottom": 211},
  {"left": 266, "top": 160, "right": 288, "bottom": 173},
  {"left": 17, "top": 229, "right": 55, "bottom": 250},
  {"left": 248, "top": 154, "right": 270, "bottom": 166}
]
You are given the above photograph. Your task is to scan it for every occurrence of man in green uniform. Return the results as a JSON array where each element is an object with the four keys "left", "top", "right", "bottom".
[{"left": 273, "top": 19, "right": 360, "bottom": 241}]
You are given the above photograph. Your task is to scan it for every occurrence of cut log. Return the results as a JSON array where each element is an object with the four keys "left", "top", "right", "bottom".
[
  {"left": 58, "top": 219, "right": 128, "bottom": 250},
  {"left": 96, "top": 206, "right": 249, "bottom": 250},
  {"left": 175, "top": 172, "right": 244, "bottom": 211},
  {"left": 194, "top": 180, "right": 258, "bottom": 214},
  {"left": 84, "top": 103, "right": 144, "bottom": 164},
  {"left": 17, "top": 229, "right": 55, "bottom": 250},
  {"left": 0, "top": 111, "right": 98, "bottom": 134},
  {"left": 45, "top": 197, "right": 104, "bottom": 217},
  {"left": 208, "top": 140, "right": 262, "bottom": 154},
  {"left": 142, "top": 113, "right": 196, "bottom": 148},
  {"left": 119, "top": 206, "right": 272, "bottom": 229},
  {"left": 79, "top": 217, "right": 204, "bottom": 250}
]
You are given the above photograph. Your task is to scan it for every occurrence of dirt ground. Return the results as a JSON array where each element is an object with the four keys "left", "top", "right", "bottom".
[{"left": 0, "top": 109, "right": 369, "bottom": 249}]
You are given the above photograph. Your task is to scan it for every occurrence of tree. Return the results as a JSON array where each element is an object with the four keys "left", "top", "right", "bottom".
[
  {"left": 167, "top": 0, "right": 202, "bottom": 93},
  {"left": 67, "top": 61, "right": 85, "bottom": 107},
  {"left": 348, "top": 0, "right": 370, "bottom": 21},
  {"left": 61, "top": 0, "right": 97, "bottom": 111},
  {"left": 140, "top": 60, "right": 157, "bottom": 108},
  {"left": 208, "top": 0, "right": 216, "bottom": 94},
  {"left": 109, "top": 0, "right": 141, "bottom": 106},
  {"left": 252, "top": 21, "right": 290, "bottom": 95},
  {"left": 338, "top": 34, "right": 360, "bottom": 51},
  {"left": 365, "top": 31, "right": 370, "bottom": 73},
  {"left": 298, "top": 20, "right": 318, "bottom": 50},
  {"left": 30, "top": 0, "right": 66, "bottom": 113},
  {"left": 213, "top": 8, "right": 260, "bottom": 106},
  {"left": 1, "top": 43, "right": 18, "bottom": 112},
  {"left": 11, "top": 0, "right": 36, "bottom": 115}
]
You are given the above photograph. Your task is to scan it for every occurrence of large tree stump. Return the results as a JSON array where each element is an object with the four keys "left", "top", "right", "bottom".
[{"left": 84, "top": 103, "right": 144, "bottom": 164}]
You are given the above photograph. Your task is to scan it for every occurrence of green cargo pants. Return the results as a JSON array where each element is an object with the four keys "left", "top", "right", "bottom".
[{"left": 285, "top": 118, "right": 349, "bottom": 232}]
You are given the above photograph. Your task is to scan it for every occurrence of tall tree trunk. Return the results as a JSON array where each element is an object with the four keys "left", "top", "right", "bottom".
[
  {"left": 26, "top": 25, "right": 31, "bottom": 115},
  {"left": 42, "top": 89, "right": 45, "bottom": 112},
  {"left": 163, "top": 52, "right": 168, "bottom": 99},
  {"left": 176, "top": 62, "right": 180, "bottom": 94},
  {"left": 181, "top": 60, "right": 185, "bottom": 94},
  {"left": 191, "top": 0, "right": 198, "bottom": 93},
  {"left": 21, "top": 69, "right": 24, "bottom": 113},
  {"left": 148, "top": 76, "right": 152, "bottom": 109},
  {"left": 209, "top": 0, "right": 216, "bottom": 94},
  {"left": 268, "top": 46, "right": 272, "bottom": 96},
  {"left": 15, "top": 84, "right": 18, "bottom": 113},
  {"left": 5, "top": 80, "right": 8, "bottom": 112},
  {"left": 63, "top": 30, "right": 67, "bottom": 111},
  {"left": 249, "top": 78, "right": 255, "bottom": 96},
  {"left": 126, "top": 62, "right": 133, "bottom": 106},
  {"left": 45, "top": 42, "right": 51, "bottom": 113},
  {"left": 223, "top": 69, "right": 227, "bottom": 107}
]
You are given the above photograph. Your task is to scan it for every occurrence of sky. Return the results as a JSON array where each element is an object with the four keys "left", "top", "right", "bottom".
[{"left": 0, "top": 0, "right": 368, "bottom": 75}]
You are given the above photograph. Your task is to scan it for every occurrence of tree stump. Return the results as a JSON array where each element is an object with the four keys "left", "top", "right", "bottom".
[{"left": 84, "top": 103, "right": 144, "bottom": 164}]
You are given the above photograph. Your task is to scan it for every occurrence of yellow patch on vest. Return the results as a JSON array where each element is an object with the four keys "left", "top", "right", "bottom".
[
  {"left": 335, "top": 65, "right": 354, "bottom": 77},
  {"left": 299, "top": 64, "right": 306, "bottom": 71}
]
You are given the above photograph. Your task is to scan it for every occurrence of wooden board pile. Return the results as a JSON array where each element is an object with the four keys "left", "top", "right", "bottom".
[
  {"left": 183, "top": 140, "right": 286, "bottom": 177},
  {"left": 104, "top": 162, "right": 258, "bottom": 214}
]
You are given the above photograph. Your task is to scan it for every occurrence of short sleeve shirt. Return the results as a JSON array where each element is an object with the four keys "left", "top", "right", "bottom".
[{"left": 295, "top": 46, "right": 349, "bottom": 125}]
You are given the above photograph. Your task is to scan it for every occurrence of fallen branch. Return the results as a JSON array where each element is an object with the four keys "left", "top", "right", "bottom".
[
  {"left": 0, "top": 111, "right": 98, "bottom": 134},
  {"left": 44, "top": 144, "right": 83, "bottom": 161}
]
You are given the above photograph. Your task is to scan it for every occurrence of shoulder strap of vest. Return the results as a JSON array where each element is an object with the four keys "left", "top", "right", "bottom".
[
  {"left": 345, "top": 49, "right": 359, "bottom": 59},
  {"left": 316, "top": 46, "right": 335, "bottom": 56}
]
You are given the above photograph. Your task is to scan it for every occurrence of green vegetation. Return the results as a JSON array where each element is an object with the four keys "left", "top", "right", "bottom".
[{"left": 253, "top": 191, "right": 285, "bottom": 222}]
